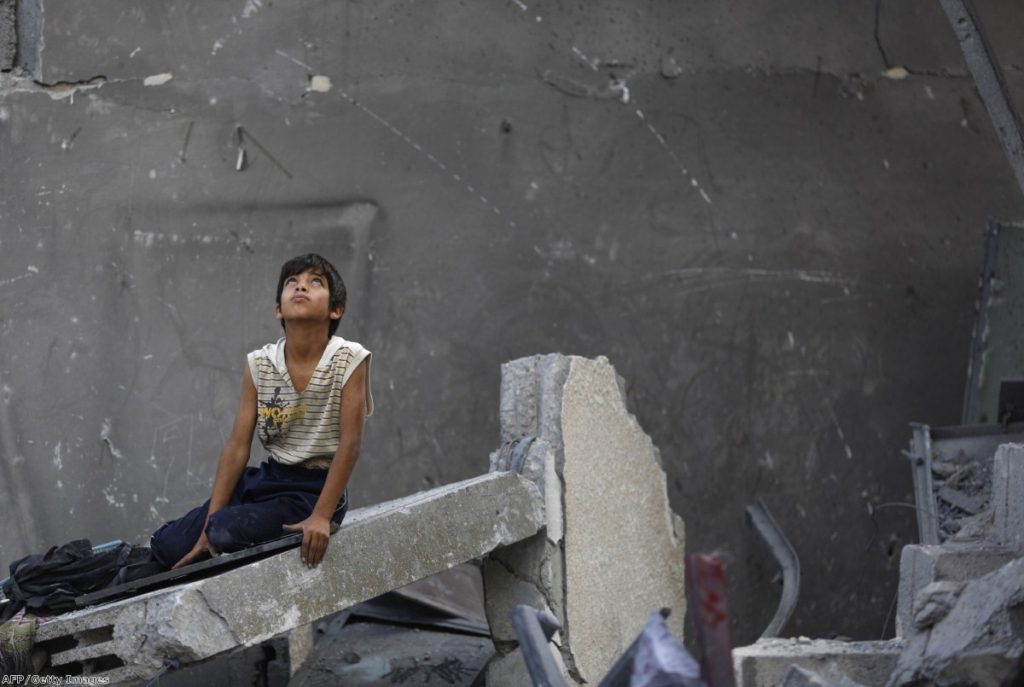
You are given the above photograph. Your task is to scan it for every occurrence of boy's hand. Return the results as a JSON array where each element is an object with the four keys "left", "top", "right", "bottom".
[
  {"left": 173, "top": 531, "right": 219, "bottom": 569},
  {"left": 283, "top": 514, "right": 332, "bottom": 568}
]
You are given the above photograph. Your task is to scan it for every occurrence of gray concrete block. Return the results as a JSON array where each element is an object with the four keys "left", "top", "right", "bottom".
[
  {"left": 895, "top": 544, "right": 1016, "bottom": 638},
  {"left": 499, "top": 355, "right": 571, "bottom": 455},
  {"left": 487, "top": 354, "right": 687, "bottom": 684},
  {"left": 992, "top": 443, "right": 1024, "bottom": 550},
  {"left": 35, "top": 471, "right": 543, "bottom": 682},
  {"left": 482, "top": 558, "right": 551, "bottom": 643},
  {"left": 733, "top": 638, "right": 902, "bottom": 687}
]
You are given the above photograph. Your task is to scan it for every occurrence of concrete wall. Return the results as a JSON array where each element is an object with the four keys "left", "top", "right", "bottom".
[{"left": 2, "top": 0, "right": 1023, "bottom": 644}]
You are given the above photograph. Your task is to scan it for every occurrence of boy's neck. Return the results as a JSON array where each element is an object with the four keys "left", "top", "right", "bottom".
[{"left": 283, "top": 323, "right": 332, "bottom": 362}]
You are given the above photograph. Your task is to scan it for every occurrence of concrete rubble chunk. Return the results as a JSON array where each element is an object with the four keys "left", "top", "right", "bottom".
[
  {"left": 993, "top": 443, "right": 1024, "bottom": 550},
  {"left": 561, "top": 356, "right": 687, "bottom": 682},
  {"left": 732, "top": 638, "right": 902, "bottom": 687},
  {"left": 895, "top": 544, "right": 1015, "bottom": 638},
  {"left": 35, "top": 471, "right": 544, "bottom": 682},
  {"left": 485, "top": 354, "right": 687, "bottom": 687},
  {"left": 911, "top": 581, "right": 964, "bottom": 630},
  {"left": 887, "top": 556, "right": 1024, "bottom": 686}
]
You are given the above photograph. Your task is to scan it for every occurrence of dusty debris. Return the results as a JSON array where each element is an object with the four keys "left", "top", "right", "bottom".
[
  {"left": 910, "top": 580, "right": 964, "bottom": 630},
  {"left": 888, "top": 557, "right": 1024, "bottom": 686}
]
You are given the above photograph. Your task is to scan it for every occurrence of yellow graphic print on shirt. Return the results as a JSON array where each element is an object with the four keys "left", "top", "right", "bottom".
[{"left": 258, "top": 386, "right": 308, "bottom": 439}]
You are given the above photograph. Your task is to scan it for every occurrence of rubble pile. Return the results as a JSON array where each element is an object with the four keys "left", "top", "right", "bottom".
[{"left": 734, "top": 442, "right": 1024, "bottom": 686}]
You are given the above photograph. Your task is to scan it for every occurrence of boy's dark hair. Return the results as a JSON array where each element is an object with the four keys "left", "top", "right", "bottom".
[{"left": 276, "top": 254, "right": 347, "bottom": 337}]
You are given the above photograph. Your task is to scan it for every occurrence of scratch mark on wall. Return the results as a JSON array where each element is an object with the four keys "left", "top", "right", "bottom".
[
  {"left": 237, "top": 125, "right": 293, "bottom": 179},
  {"left": 0, "top": 73, "right": 106, "bottom": 102},
  {"left": 179, "top": 121, "right": 194, "bottom": 164},
  {"left": 276, "top": 49, "right": 313, "bottom": 71},
  {"left": 509, "top": 8, "right": 713, "bottom": 205},
  {"left": 61, "top": 127, "right": 82, "bottom": 151},
  {"left": 153, "top": 415, "right": 196, "bottom": 499},
  {"left": 0, "top": 270, "right": 37, "bottom": 288},
  {"left": 816, "top": 378, "right": 854, "bottom": 460},
  {"left": 334, "top": 85, "right": 519, "bottom": 229},
  {"left": 657, "top": 267, "right": 859, "bottom": 288},
  {"left": 571, "top": 46, "right": 600, "bottom": 72},
  {"left": 100, "top": 417, "right": 125, "bottom": 461}
]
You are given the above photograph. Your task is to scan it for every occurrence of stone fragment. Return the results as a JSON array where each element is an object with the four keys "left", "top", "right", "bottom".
[
  {"left": 936, "top": 485, "right": 985, "bottom": 514},
  {"left": 992, "top": 443, "right": 1024, "bottom": 550},
  {"left": 888, "top": 557, "right": 1024, "bottom": 686},
  {"left": 911, "top": 581, "right": 964, "bottom": 630},
  {"left": 895, "top": 544, "right": 1014, "bottom": 638}
]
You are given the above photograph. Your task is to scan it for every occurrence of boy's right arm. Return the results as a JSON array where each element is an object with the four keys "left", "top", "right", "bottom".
[{"left": 172, "top": 366, "right": 258, "bottom": 569}]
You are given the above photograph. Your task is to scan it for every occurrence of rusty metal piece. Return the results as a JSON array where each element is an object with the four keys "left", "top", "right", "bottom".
[{"left": 685, "top": 554, "right": 735, "bottom": 687}]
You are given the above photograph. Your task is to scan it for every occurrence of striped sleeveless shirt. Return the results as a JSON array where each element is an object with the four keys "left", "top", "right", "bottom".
[{"left": 247, "top": 336, "right": 373, "bottom": 466}]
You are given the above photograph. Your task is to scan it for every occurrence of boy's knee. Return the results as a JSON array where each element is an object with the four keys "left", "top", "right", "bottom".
[{"left": 205, "top": 511, "right": 249, "bottom": 554}]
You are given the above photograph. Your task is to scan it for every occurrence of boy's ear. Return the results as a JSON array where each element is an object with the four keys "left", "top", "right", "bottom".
[
  {"left": 275, "top": 303, "right": 283, "bottom": 321},
  {"left": 330, "top": 305, "right": 344, "bottom": 321}
]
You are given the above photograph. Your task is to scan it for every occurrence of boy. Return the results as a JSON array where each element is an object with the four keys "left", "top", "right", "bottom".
[{"left": 149, "top": 254, "right": 372, "bottom": 570}]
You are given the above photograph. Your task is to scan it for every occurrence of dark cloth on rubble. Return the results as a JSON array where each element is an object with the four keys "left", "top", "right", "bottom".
[{"left": 0, "top": 539, "right": 164, "bottom": 622}]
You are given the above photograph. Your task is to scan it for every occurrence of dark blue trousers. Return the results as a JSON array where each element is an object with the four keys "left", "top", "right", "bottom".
[{"left": 149, "top": 460, "right": 348, "bottom": 569}]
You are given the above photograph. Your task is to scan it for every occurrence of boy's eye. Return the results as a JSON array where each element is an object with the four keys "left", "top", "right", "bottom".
[
  {"left": 312, "top": 278, "right": 323, "bottom": 285},
  {"left": 286, "top": 277, "right": 298, "bottom": 284}
]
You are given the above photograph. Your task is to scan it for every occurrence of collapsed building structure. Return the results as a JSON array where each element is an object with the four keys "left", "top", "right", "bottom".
[{"left": 6, "top": 355, "right": 686, "bottom": 685}]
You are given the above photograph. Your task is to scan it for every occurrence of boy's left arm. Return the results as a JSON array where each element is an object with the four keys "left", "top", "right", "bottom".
[{"left": 283, "top": 358, "right": 368, "bottom": 568}]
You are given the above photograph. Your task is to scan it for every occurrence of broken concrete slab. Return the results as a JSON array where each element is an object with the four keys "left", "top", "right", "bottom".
[
  {"left": 895, "top": 543, "right": 1016, "bottom": 638},
  {"left": 485, "top": 354, "right": 686, "bottom": 686},
  {"left": 732, "top": 638, "right": 902, "bottom": 687},
  {"left": 887, "top": 556, "right": 1024, "bottom": 686},
  {"left": 33, "top": 471, "right": 543, "bottom": 683},
  {"left": 910, "top": 581, "right": 964, "bottom": 630},
  {"left": 562, "top": 356, "right": 687, "bottom": 682},
  {"left": 993, "top": 443, "right": 1024, "bottom": 550}
]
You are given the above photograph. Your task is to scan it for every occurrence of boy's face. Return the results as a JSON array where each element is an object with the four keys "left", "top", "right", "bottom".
[{"left": 275, "top": 268, "right": 343, "bottom": 329}]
